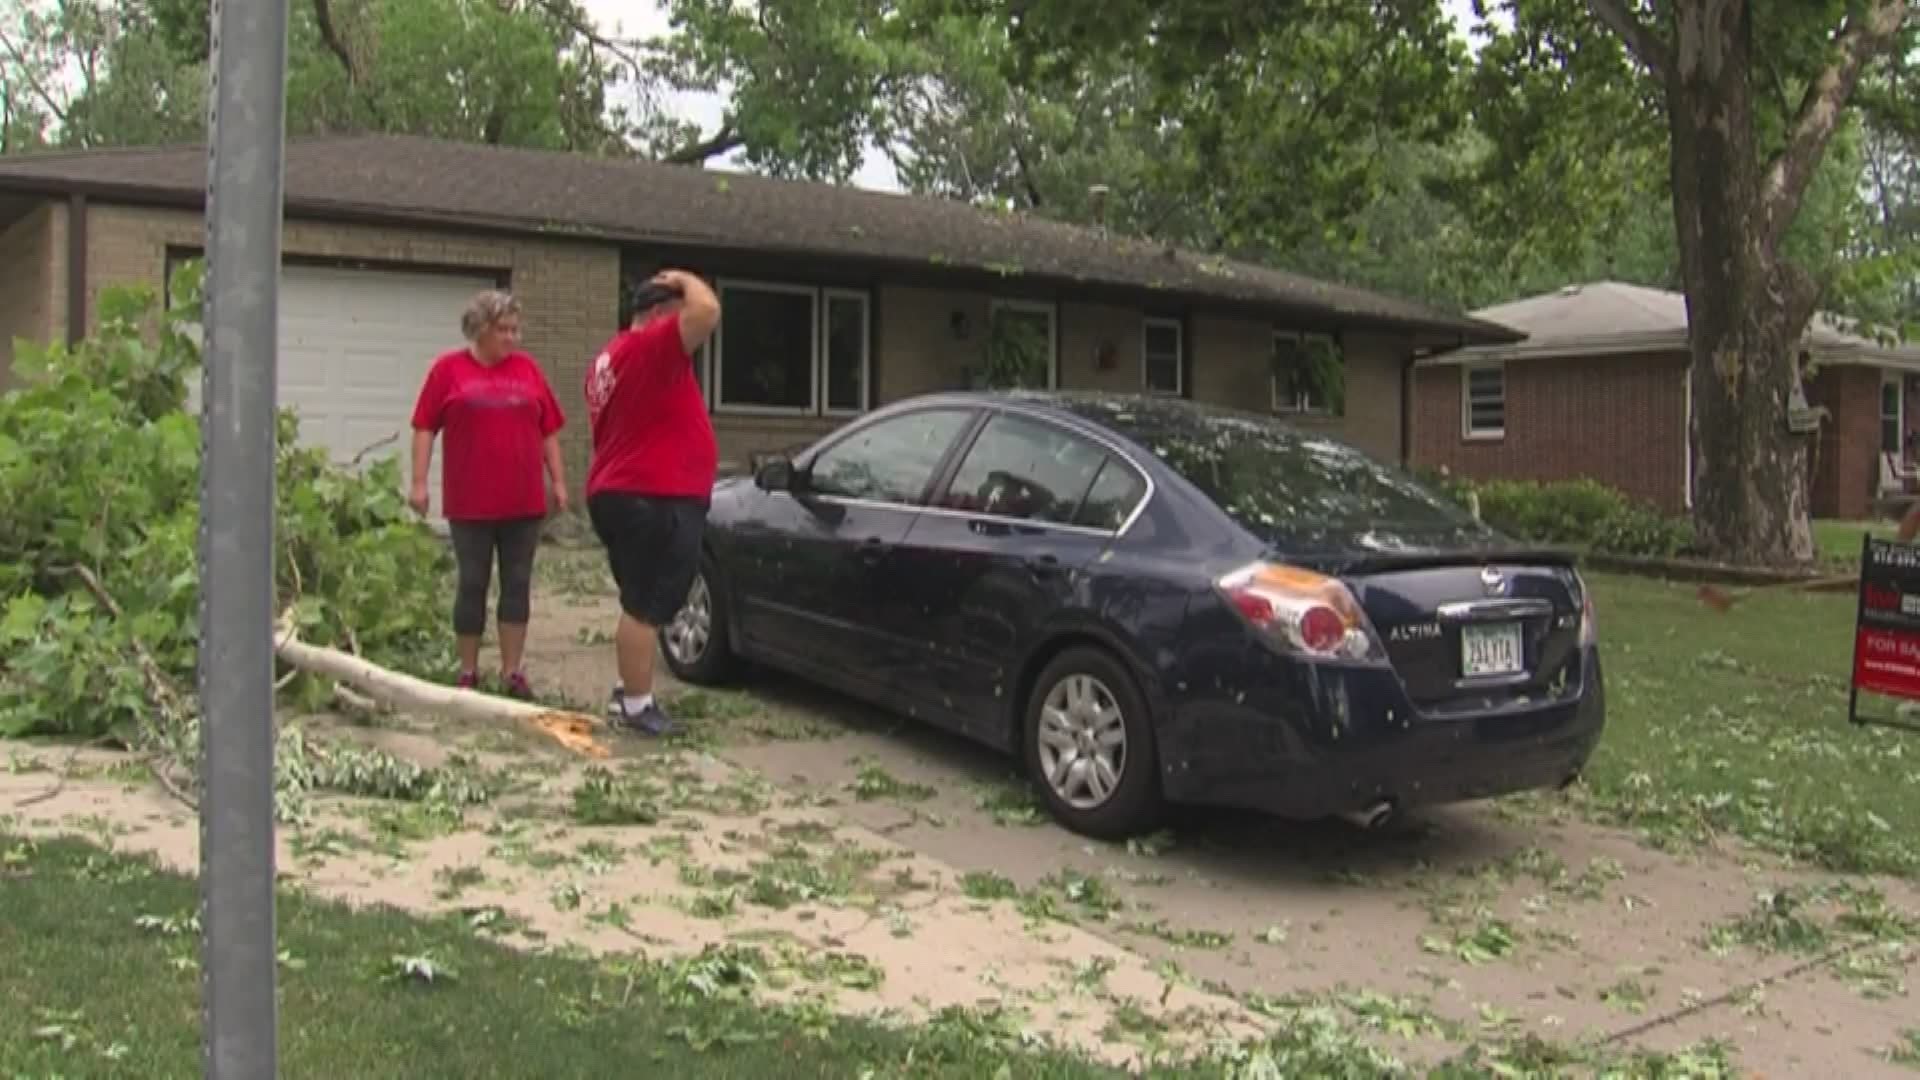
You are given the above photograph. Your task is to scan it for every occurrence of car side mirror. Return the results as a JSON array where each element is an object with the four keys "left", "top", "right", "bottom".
[{"left": 754, "top": 455, "right": 797, "bottom": 492}]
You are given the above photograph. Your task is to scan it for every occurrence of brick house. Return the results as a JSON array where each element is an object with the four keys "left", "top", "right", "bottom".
[
  {"left": 1410, "top": 281, "right": 1920, "bottom": 520},
  {"left": 0, "top": 135, "right": 1515, "bottom": 504}
]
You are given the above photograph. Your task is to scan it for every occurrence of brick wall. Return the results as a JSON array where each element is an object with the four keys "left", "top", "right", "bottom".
[
  {"left": 1410, "top": 350, "right": 1690, "bottom": 514},
  {"left": 1807, "top": 364, "right": 1883, "bottom": 520},
  {"left": 78, "top": 203, "right": 619, "bottom": 498},
  {"left": 0, "top": 203, "right": 59, "bottom": 392}
]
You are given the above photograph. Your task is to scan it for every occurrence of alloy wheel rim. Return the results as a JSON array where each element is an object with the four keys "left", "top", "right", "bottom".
[
  {"left": 665, "top": 574, "right": 712, "bottom": 664},
  {"left": 1037, "top": 673, "right": 1127, "bottom": 810}
]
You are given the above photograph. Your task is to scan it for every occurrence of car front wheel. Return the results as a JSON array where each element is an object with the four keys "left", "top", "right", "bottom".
[
  {"left": 660, "top": 557, "right": 735, "bottom": 685},
  {"left": 1022, "top": 646, "right": 1163, "bottom": 840}
]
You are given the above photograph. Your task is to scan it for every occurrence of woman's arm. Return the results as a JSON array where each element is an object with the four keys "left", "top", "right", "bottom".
[
  {"left": 542, "top": 433, "right": 568, "bottom": 512},
  {"left": 409, "top": 429, "right": 435, "bottom": 514}
]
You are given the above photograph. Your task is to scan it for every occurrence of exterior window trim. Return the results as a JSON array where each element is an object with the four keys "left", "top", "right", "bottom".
[
  {"left": 1269, "top": 329, "right": 1340, "bottom": 415},
  {"left": 821, "top": 287, "right": 872, "bottom": 417},
  {"left": 712, "top": 277, "right": 873, "bottom": 417},
  {"left": 986, "top": 298, "right": 1059, "bottom": 389},
  {"left": 1142, "top": 316, "right": 1184, "bottom": 396},
  {"left": 1462, "top": 360, "right": 1507, "bottom": 441}
]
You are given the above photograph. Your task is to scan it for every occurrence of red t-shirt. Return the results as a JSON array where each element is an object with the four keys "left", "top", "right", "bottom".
[
  {"left": 410, "top": 349, "right": 565, "bottom": 520},
  {"left": 584, "top": 314, "right": 717, "bottom": 499}
]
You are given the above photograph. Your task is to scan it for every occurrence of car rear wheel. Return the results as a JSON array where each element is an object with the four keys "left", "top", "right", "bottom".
[
  {"left": 660, "top": 557, "right": 735, "bottom": 685},
  {"left": 1022, "top": 646, "right": 1163, "bottom": 840}
]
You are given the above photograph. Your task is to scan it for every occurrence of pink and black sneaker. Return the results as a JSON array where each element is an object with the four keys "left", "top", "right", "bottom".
[
  {"left": 455, "top": 670, "right": 479, "bottom": 691},
  {"left": 504, "top": 671, "right": 534, "bottom": 701}
]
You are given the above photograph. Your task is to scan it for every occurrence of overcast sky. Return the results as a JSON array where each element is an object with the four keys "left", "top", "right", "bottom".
[{"left": 576, "top": 0, "right": 1501, "bottom": 192}]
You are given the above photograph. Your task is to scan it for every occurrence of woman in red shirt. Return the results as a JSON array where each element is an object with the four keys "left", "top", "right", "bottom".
[{"left": 409, "top": 289, "right": 567, "bottom": 699}]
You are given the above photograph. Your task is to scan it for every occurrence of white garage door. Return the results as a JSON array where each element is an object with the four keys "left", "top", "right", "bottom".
[{"left": 187, "top": 262, "right": 498, "bottom": 514}]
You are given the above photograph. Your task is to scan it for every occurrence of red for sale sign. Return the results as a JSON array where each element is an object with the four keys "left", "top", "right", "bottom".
[{"left": 1850, "top": 536, "right": 1920, "bottom": 728}]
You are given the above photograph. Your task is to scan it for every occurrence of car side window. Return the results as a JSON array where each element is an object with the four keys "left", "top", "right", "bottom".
[
  {"left": 807, "top": 408, "right": 974, "bottom": 505},
  {"left": 1073, "top": 457, "right": 1148, "bottom": 530},
  {"left": 936, "top": 412, "right": 1110, "bottom": 525}
]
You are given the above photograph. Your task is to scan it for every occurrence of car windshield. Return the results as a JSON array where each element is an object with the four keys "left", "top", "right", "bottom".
[{"left": 1052, "top": 395, "right": 1496, "bottom": 553}]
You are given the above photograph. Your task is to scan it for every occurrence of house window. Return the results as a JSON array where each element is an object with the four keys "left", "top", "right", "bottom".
[
  {"left": 1143, "top": 317, "right": 1183, "bottom": 396},
  {"left": 1271, "top": 330, "right": 1344, "bottom": 415},
  {"left": 1463, "top": 362, "right": 1505, "bottom": 439},
  {"left": 983, "top": 300, "right": 1056, "bottom": 389},
  {"left": 822, "top": 289, "right": 869, "bottom": 415},
  {"left": 1882, "top": 372, "right": 1903, "bottom": 455},
  {"left": 712, "top": 279, "right": 871, "bottom": 415}
]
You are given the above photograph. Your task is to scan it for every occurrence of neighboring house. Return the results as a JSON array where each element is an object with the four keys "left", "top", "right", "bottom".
[
  {"left": 0, "top": 134, "right": 1515, "bottom": 502},
  {"left": 1410, "top": 281, "right": 1920, "bottom": 520}
]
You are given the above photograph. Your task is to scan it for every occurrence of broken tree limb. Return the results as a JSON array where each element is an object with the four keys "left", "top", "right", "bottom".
[
  {"left": 272, "top": 613, "right": 611, "bottom": 758},
  {"left": 64, "top": 564, "right": 200, "bottom": 809}
]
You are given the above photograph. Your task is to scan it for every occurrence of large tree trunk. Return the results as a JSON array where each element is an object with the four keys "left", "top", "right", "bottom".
[{"left": 1666, "top": 0, "right": 1817, "bottom": 567}]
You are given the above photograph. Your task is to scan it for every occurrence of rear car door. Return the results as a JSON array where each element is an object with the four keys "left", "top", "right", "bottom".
[
  {"left": 883, "top": 409, "right": 1145, "bottom": 740},
  {"left": 736, "top": 405, "right": 977, "bottom": 687}
]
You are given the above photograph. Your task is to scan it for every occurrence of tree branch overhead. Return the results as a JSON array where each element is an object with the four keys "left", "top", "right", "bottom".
[
  {"left": 1759, "top": 0, "right": 1913, "bottom": 247},
  {"left": 1586, "top": 0, "right": 1674, "bottom": 83}
]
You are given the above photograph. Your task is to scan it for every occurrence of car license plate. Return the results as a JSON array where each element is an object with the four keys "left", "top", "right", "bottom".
[{"left": 1461, "top": 622, "right": 1523, "bottom": 677}]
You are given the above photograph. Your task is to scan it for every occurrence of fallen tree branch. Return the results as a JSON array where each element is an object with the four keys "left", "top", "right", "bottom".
[
  {"left": 64, "top": 565, "right": 199, "bottom": 810},
  {"left": 272, "top": 611, "right": 611, "bottom": 759},
  {"left": 349, "top": 431, "right": 399, "bottom": 467}
]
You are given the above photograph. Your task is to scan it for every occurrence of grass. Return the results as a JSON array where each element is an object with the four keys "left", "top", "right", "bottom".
[
  {"left": 0, "top": 832, "right": 1138, "bottom": 1079},
  {"left": 1812, "top": 519, "right": 1897, "bottom": 568},
  {"left": 1569, "top": 570, "right": 1920, "bottom": 877},
  {"left": 0, "top": 832, "right": 1749, "bottom": 1078}
]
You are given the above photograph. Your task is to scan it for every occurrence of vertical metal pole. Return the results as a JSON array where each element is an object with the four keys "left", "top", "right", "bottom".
[{"left": 198, "top": 0, "right": 289, "bottom": 1075}]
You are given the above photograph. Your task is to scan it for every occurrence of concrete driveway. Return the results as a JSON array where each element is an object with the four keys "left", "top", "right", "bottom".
[{"left": 525, "top": 565, "right": 1920, "bottom": 1075}]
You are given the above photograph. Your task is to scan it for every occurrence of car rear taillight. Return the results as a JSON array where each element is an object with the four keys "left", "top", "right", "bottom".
[{"left": 1215, "top": 561, "right": 1387, "bottom": 663}]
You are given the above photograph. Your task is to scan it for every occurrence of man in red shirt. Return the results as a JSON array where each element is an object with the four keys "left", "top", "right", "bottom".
[{"left": 584, "top": 269, "right": 721, "bottom": 735}]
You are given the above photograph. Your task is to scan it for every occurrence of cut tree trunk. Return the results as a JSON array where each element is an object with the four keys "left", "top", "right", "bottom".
[
  {"left": 273, "top": 617, "right": 612, "bottom": 759},
  {"left": 1666, "top": 0, "right": 1817, "bottom": 568}
]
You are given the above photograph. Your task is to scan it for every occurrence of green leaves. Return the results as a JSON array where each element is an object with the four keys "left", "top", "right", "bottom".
[{"left": 0, "top": 264, "right": 454, "bottom": 744}]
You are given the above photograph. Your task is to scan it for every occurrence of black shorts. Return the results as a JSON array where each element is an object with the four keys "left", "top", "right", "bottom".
[{"left": 587, "top": 492, "right": 709, "bottom": 627}]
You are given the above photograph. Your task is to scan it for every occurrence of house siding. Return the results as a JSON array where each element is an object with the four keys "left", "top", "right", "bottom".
[
  {"left": 11, "top": 197, "right": 1421, "bottom": 487},
  {"left": 1807, "top": 364, "right": 1882, "bottom": 520},
  {"left": 75, "top": 202, "right": 619, "bottom": 499},
  {"left": 1411, "top": 351, "right": 1690, "bottom": 514},
  {"left": 0, "top": 203, "right": 62, "bottom": 391}
]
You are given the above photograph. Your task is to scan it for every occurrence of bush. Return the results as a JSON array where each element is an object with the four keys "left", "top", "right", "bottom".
[
  {"left": 0, "top": 260, "right": 454, "bottom": 744},
  {"left": 1421, "top": 473, "right": 1698, "bottom": 559}
]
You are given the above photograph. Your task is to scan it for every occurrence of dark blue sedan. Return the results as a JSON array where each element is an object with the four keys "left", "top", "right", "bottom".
[{"left": 659, "top": 390, "right": 1605, "bottom": 840}]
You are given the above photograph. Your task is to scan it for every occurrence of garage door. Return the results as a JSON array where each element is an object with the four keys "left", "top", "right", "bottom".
[{"left": 186, "top": 262, "right": 499, "bottom": 514}]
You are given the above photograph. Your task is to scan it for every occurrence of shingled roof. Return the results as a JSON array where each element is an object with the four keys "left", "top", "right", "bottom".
[
  {"left": 1421, "top": 280, "right": 1920, "bottom": 366},
  {"left": 0, "top": 134, "right": 1517, "bottom": 344}
]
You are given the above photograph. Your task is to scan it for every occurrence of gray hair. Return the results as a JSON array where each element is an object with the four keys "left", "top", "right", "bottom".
[{"left": 460, "top": 289, "right": 521, "bottom": 340}]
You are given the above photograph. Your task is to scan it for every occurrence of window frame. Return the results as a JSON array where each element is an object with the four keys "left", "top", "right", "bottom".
[
  {"left": 820, "top": 287, "right": 872, "bottom": 418},
  {"left": 985, "top": 298, "right": 1060, "bottom": 390},
  {"left": 1269, "top": 329, "right": 1343, "bottom": 415},
  {"left": 797, "top": 404, "right": 982, "bottom": 509},
  {"left": 1882, "top": 370, "right": 1904, "bottom": 456},
  {"left": 1461, "top": 361, "right": 1507, "bottom": 441},
  {"left": 1142, "top": 316, "right": 1184, "bottom": 397},
  {"left": 709, "top": 277, "right": 873, "bottom": 417},
  {"left": 920, "top": 405, "right": 1156, "bottom": 538}
]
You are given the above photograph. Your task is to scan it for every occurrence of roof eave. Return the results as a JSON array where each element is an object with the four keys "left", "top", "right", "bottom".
[
  {"left": 0, "top": 172, "right": 1511, "bottom": 342},
  {"left": 1416, "top": 330, "right": 1685, "bottom": 366}
]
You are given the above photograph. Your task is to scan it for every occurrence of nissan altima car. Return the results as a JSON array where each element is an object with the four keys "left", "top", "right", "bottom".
[{"left": 659, "top": 390, "right": 1604, "bottom": 840}]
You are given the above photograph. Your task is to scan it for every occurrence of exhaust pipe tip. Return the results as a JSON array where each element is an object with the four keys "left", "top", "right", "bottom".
[{"left": 1338, "top": 799, "right": 1396, "bottom": 831}]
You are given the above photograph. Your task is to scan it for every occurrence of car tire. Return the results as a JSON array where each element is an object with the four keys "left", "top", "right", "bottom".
[
  {"left": 1022, "top": 645, "right": 1164, "bottom": 840},
  {"left": 659, "top": 555, "right": 735, "bottom": 685}
]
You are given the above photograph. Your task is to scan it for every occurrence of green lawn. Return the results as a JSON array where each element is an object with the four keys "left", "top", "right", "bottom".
[
  {"left": 1813, "top": 519, "right": 1898, "bottom": 567},
  {"left": 0, "top": 833, "right": 1130, "bottom": 1080},
  {"left": 1571, "top": 570, "right": 1920, "bottom": 878}
]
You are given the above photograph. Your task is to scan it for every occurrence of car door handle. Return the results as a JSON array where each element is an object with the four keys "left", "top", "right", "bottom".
[
  {"left": 859, "top": 537, "right": 888, "bottom": 564},
  {"left": 1026, "top": 553, "right": 1061, "bottom": 580}
]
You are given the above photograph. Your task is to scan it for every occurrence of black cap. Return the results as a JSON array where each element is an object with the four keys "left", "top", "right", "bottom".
[{"left": 627, "top": 279, "right": 684, "bottom": 315}]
